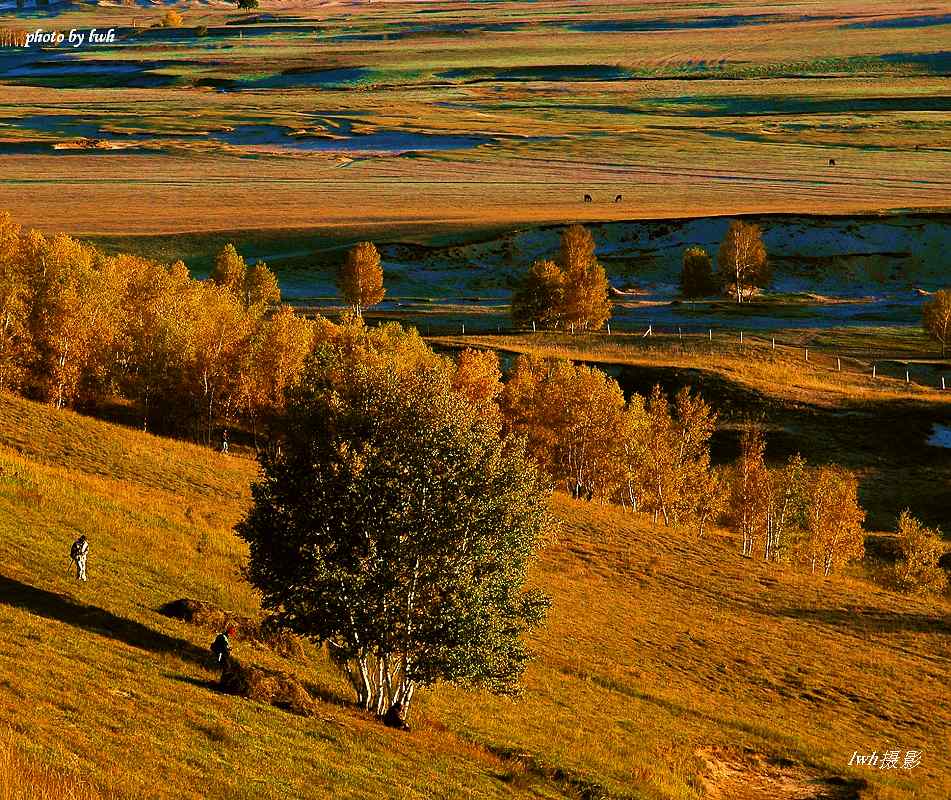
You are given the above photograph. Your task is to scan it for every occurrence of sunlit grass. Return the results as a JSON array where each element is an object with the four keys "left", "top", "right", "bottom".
[{"left": 0, "top": 389, "right": 947, "bottom": 798}]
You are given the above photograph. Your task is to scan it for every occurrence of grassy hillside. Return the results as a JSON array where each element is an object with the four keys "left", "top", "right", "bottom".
[{"left": 0, "top": 391, "right": 947, "bottom": 799}]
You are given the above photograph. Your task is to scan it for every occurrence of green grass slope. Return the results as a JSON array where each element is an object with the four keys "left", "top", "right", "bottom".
[{"left": 0, "top": 392, "right": 947, "bottom": 799}]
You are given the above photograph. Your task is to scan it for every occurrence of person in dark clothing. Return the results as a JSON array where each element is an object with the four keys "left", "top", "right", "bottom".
[{"left": 211, "top": 626, "right": 235, "bottom": 667}]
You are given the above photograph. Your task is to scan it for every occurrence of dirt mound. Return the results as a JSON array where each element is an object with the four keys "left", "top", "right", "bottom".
[
  {"left": 697, "top": 748, "right": 866, "bottom": 800},
  {"left": 158, "top": 598, "right": 304, "bottom": 659},
  {"left": 219, "top": 660, "right": 321, "bottom": 718}
]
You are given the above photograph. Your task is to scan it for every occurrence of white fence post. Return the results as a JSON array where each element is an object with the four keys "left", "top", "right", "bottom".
[
  {"left": 837, "top": 357, "right": 841, "bottom": 372},
  {"left": 805, "top": 348, "right": 809, "bottom": 362}
]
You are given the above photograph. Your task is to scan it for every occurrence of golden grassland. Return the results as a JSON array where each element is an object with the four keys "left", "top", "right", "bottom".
[
  {"left": 0, "top": 736, "right": 102, "bottom": 800},
  {"left": 1, "top": 0, "right": 950, "bottom": 236},
  {"left": 431, "top": 331, "right": 951, "bottom": 408},
  {"left": 0, "top": 389, "right": 948, "bottom": 799}
]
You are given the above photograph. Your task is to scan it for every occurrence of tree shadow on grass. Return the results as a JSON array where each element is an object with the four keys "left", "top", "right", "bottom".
[
  {"left": 764, "top": 606, "right": 951, "bottom": 636},
  {"left": 170, "top": 674, "right": 224, "bottom": 692},
  {"left": 0, "top": 573, "right": 210, "bottom": 665}
]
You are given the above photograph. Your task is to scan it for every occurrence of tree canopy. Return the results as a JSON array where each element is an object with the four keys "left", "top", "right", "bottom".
[
  {"left": 338, "top": 241, "right": 385, "bottom": 315},
  {"left": 237, "top": 340, "right": 551, "bottom": 725},
  {"left": 716, "top": 221, "right": 769, "bottom": 303},
  {"left": 680, "top": 246, "right": 715, "bottom": 298},
  {"left": 511, "top": 225, "right": 610, "bottom": 330},
  {"left": 922, "top": 289, "right": 951, "bottom": 356}
]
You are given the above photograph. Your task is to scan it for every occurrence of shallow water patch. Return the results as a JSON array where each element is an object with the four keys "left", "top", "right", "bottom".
[
  {"left": 210, "top": 124, "right": 494, "bottom": 153},
  {"left": 845, "top": 14, "right": 951, "bottom": 30},
  {"left": 927, "top": 424, "right": 951, "bottom": 449}
]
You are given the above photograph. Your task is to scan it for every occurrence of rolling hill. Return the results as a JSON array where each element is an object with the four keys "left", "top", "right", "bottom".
[{"left": 0, "top": 390, "right": 947, "bottom": 799}]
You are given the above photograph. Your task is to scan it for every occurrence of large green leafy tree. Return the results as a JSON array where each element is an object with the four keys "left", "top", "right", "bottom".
[{"left": 237, "top": 352, "right": 550, "bottom": 726}]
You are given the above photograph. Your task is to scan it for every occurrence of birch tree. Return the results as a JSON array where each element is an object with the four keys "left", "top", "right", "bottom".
[
  {"left": 728, "top": 422, "right": 770, "bottom": 557},
  {"left": 923, "top": 289, "right": 951, "bottom": 357},
  {"left": 633, "top": 385, "right": 717, "bottom": 527},
  {"left": 557, "top": 225, "right": 611, "bottom": 331},
  {"left": 0, "top": 212, "right": 28, "bottom": 392},
  {"left": 893, "top": 511, "right": 948, "bottom": 596},
  {"left": 338, "top": 242, "right": 385, "bottom": 316},
  {"left": 511, "top": 259, "right": 565, "bottom": 329},
  {"left": 716, "top": 221, "right": 769, "bottom": 303},
  {"left": 804, "top": 465, "right": 865, "bottom": 577},
  {"left": 238, "top": 354, "right": 550, "bottom": 727}
]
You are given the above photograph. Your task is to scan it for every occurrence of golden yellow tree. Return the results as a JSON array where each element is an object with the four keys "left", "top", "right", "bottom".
[
  {"left": 27, "top": 233, "right": 122, "bottom": 408},
  {"left": 181, "top": 281, "right": 255, "bottom": 443},
  {"left": 245, "top": 262, "right": 281, "bottom": 308},
  {"left": 633, "top": 385, "right": 718, "bottom": 528},
  {"left": 922, "top": 289, "right": 951, "bottom": 356},
  {"left": 451, "top": 348, "right": 503, "bottom": 424},
  {"left": 338, "top": 242, "right": 385, "bottom": 315},
  {"left": 804, "top": 465, "right": 865, "bottom": 576},
  {"left": 727, "top": 422, "right": 771, "bottom": 556},
  {"left": 238, "top": 306, "right": 317, "bottom": 442},
  {"left": 161, "top": 9, "right": 184, "bottom": 27},
  {"left": 893, "top": 510, "right": 948, "bottom": 596},
  {"left": 716, "top": 221, "right": 769, "bottom": 303},
  {"left": 113, "top": 254, "right": 191, "bottom": 429},
  {"left": 501, "top": 357, "right": 627, "bottom": 500},
  {"left": 0, "top": 211, "right": 29, "bottom": 392},
  {"left": 556, "top": 225, "right": 611, "bottom": 331},
  {"left": 211, "top": 243, "right": 247, "bottom": 296},
  {"left": 511, "top": 259, "right": 565, "bottom": 329}
]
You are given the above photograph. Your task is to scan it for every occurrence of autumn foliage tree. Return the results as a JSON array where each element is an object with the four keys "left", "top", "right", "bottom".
[
  {"left": 716, "top": 221, "right": 769, "bottom": 303},
  {"left": 893, "top": 511, "right": 948, "bottom": 596},
  {"left": 727, "top": 421, "right": 807, "bottom": 561},
  {"left": 0, "top": 212, "right": 319, "bottom": 441},
  {"left": 511, "top": 260, "right": 564, "bottom": 329},
  {"left": 557, "top": 225, "right": 611, "bottom": 331},
  {"left": 803, "top": 465, "right": 865, "bottom": 576},
  {"left": 338, "top": 241, "right": 385, "bottom": 315},
  {"left": 0, "top": 213, "right": 29, "bottom": 391},
  {"left": 922, "top": 289, "right": 951, "bottom": 356},
  {"left": 511, "top": 226, "right": 610, "bottom": 330},
  {"left": 629, "top": 385, "right": 719, "bottom": 530},
  {"left": 501, "top": 356, "right": 634, "bottom": 501},
  {"left": 211, "top": 244, "right": 281, "bottom": 310}
]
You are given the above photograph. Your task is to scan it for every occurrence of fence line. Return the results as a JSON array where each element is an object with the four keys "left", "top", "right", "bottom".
[{"left": 433, "top": 320, "right": 950, "bottom": 393}]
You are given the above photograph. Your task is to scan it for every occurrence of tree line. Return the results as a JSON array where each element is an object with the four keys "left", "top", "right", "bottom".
[
  {"left": 510, "top": 220, "right": 772, "bottom": 332},
  {"left": 0, "top": 212, "right": 322, "bottom": 442}
]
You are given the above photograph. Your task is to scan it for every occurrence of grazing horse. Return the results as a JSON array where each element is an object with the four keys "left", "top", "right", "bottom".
[
  {"left": 828, "top": 158, "right": 836, "bottom": 166},
  {"left": 614, "top": 194, "right": 622, "bottom": 203},
  {"left": 583, "top": 194, "right": 593, "bottom": 203}
]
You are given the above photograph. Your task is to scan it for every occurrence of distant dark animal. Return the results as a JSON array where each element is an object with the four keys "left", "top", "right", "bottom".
[
  {"left": 915, "top": 144, "right": 920, "bottom": 151},
  {"left": 583, "top": 194, "right": 593, "bottom": 203},
  {"left": 828, "top": 158, "right": 836, "bottom": 166},
  {"left": 615, "top": 194, "right": 622, "bottom": 203}
]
